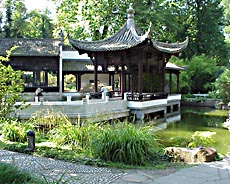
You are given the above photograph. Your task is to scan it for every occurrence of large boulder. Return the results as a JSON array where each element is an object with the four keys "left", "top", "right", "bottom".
[{"left": 164, "top": 147, "right": 217, "bottom": 163}]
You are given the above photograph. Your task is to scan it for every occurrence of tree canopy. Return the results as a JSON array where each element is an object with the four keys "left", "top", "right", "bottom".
[{"left": 0, "top": 0, "right": 54, "bottom": 38}]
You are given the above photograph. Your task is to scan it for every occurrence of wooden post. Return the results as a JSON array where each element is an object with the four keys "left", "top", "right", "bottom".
[
  {"left": 77, "top": 74, "right": 81, "bottom": 92},
  {"left": 177, "top": 72, "right": 180, "bottom": 94},
  {"left": 138, "top": 57, "right": 143, "bottom": 94},
  {"left": 94, "top": 56, "right": 98, "bottom": 92},
  {"left": 169, "top": 72, "right": 172, "bottom": 95}
]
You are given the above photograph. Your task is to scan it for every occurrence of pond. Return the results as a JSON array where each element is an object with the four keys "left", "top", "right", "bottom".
[{"left": 156, "top": 106, "right": 230, "bottom": 155}]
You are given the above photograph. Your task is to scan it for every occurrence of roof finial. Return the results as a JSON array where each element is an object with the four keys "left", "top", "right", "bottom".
[{"left": 126, "top": 4, "right": 135, "bottom": 29}]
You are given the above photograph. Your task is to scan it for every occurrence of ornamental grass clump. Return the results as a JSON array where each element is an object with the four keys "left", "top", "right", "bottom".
[
  {"left": 0, "top": 162, "right": 44, "bottom": 184},
  {"left": 2, "top": 120, "right": 33, "bottom": 143},
  {"left": 90, "top": 122, "right": 161, "bottom": 165},
  {"left": 49, "top": 122, "right": 97, "bottom": 150},
  {"left": 28, "top": 110, "right": 70, "bottom": 132}
]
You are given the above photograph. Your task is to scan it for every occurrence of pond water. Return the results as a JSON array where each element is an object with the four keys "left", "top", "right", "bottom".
[{"left": 156, "top": 107, "right": 230, "bottom": 155}]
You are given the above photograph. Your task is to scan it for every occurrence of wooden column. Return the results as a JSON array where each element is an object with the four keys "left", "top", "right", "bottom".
[
  {"left": 169, "top": 72, "right": 172, "bottom": 95},
  {"left": 109, "top": 73, "right": 115, "bottom": 91},
  {"left": 94, "top": 56, "right": 98, "bottom": 92},
  {"left": 151, "top": 66, "right": 154, "bottom": 93},
  {"left": 62, "top": 74, "right": 64, "bottom": 92},
  {"left": 177, "top": 72, "right": 180, "bottom": 94},
  {"left": 138, "top": 56, "right": 143, "bottom": 94},
  {"left": 44, "top": 71, "right": 48, "bottom": 86},
  {"left": 128, "top": 73, "right": 131, "bottom": 92},
  {"left": 120, "top": 65, "right": 125, "bottom": 98},
  {"left": 76, "top": 74, "right": 81, "bottom": 92}
]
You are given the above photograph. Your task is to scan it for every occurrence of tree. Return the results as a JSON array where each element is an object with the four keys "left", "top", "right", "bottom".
[
  {"left": 181, "top": 0, "right": 227, "bottom": 64},
  {"left": 212, "top": 68, "right": 230, "bottom": 103},
  {"left": 1, "top": 0, "right": 54, "bottom": 38},
  {"left": 222, "top": 0, "right": 230, "bottom": 42},
  {"left": 3, "top": 0, "right": 27, "bottom": 38},
  {"left": 171, "top": 55, "right": 219, "bottom": 94},
  {"left": 0, "top": 47, "right": 25, "bottom": 120},
  {"left": 55, "top": 0, "right": 128, "bottom": 40},
  {"left": 25, "top": 9, "right": 53, "bottom": 38},
  {"left": 55, "top": 0, "right": 185, "bottom": 41}
]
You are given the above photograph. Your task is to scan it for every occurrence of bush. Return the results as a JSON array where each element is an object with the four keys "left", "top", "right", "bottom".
[
  {"left": 28, "top": 110, "right": 70, "bottom": 132},
  {"left": 90, "top": 122, "right": 162, "bottom": 165},
  {"left": 169, "top": 131, "right": 216, "bottom": 148},
  {"left": 0, "top": 162, "right": 44, "bottom": 184},
  {"left": 2, "top": 120, "right": 33, "bottom": 143},
  {"left": 49, "top": 122, "right": 97, "bottom": 150},
  {"left": 212, "top": 68, "right": 230, "bottom": 103},
  {"left": 188, "top": 131, "right": 216, "bottom": 148}
]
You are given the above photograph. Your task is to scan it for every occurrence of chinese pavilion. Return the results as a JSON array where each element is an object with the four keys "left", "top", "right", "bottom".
[{"left": 69, "top": 6, "right": 188, "bottom": 98}]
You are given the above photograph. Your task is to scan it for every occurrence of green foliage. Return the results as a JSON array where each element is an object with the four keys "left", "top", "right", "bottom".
[
  {"left": 169, "top": 131, "right": 216, "bottom": 148},
  {"left": 0, "top": 162, "right": 44, "bottom": 184},
  {"left": 171, "top": 55, "right": 219, "bottom": 94},
  {"left": 212, "top": 68, "right": 230, "bottom": 103},
  {"left": 49, "top": 122, "right": 97, "bottom": 150},
  {"left": 1, "top": 120, "right": 32, "bottom": 143},
  {"left": 223, "top": 0, "right": 230, "bottom": 42},
  {"left": 1, "top": 0, "right": 53, "bottom": 38},
  {"left": 188, "top": 131, "right": 216, "bottom": 148},
  {"left": 0, "top": 47, "right": 25, "bottom": 119},
  {"left": 90, "top": 122, "right": 162, "bottom": 165},
  {"left": 27, "top": 110, "right": 70, "bottom": 132}
]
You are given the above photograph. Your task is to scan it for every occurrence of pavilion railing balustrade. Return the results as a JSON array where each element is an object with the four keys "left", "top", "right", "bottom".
[{"left": 126, "top": 92, "right": 168, "bottom": 102}]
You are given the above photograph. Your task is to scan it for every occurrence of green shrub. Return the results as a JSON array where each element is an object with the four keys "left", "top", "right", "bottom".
[
  {"left": 2, "top": 120, "right": 32, "bottom": 143},
  {"left": 28, "top": 110, "right": 70, "bottom": 132},
  {"left": 188, "top": 131, "right": 216, "bottom": 148},
  {"left": 49, "top": 122, "right": 97, "bottom": 150},
  {"left": 0, "top": 162, "right": 44, "bottom": 184},
  {"left": 169, "top": 131, "right": 216, "bottom": 148},
  {"left": 90, "top": 122, "right": 161, "bottom": 165},
  {"left": 168, "top": 136, "right": 190, "bottom": 147}
]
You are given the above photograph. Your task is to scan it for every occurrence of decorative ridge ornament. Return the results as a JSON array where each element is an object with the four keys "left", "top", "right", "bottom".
[{"left": 126, "top": 5, "right": 135, "bottom": 29}]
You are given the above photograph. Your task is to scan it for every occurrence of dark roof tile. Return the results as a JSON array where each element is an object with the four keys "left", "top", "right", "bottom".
[{"left": 0, "top": 38, "right": 60, "bottom": 56}]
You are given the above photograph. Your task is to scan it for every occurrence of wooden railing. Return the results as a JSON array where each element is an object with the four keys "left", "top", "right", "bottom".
[{"left": 126, "top": 92, "right": 168, "bottom": 101}]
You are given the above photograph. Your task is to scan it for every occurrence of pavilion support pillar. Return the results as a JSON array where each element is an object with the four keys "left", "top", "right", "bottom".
[
  {"left": 169, "top": 72, "right": 172, "bottom": 95},
  {"left": 59, "top": 30, "right": 63, "bottom": 93},
  {"left": 45, "top": 71, "right": 48, "bottom": 86},
  {"left": 162, "top": 57, "right": 168, "bottom": 93},
  {"left": 138, "top": 59, "right": 143, "bottom": 94},
  {"left": 120, "top": 65, "right": 125, "bottom": 99},
  {"left": 94, "top": 58, "right": 98, "bottom": 92},
  {"left": 76, "top": 74, "right": 81, "bottom": 92},
  {"left": 128, "top": 74, "right": 131, "bottom": 92},
  {"left": 62, "top": 74, "right": 64, "bottom": 92},
  {"left": 109, "top": 73, "right": 115, "bottom": 91},
  {"left": 151, "top": 66, "right": 154, "bottom": 93},
  {"left": 162, "top": 67, "right": 165, "bottom": 93},
  {"left": 176, "top": 72, "right": 180, "bottom": 94}
]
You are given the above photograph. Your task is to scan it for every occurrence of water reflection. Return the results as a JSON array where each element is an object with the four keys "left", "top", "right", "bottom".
[{"left": 157, "top": 107, "right": 230, "bottom": 155}]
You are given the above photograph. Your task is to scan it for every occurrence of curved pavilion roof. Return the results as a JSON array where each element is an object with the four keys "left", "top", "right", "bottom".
[{"left": 69, "top": 7, "right": 188, "bottom": 54}]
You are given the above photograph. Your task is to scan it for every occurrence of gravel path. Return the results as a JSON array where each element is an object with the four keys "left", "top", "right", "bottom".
[{"left": 0, "top": 149, "right": 180, "bottom": 184}]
